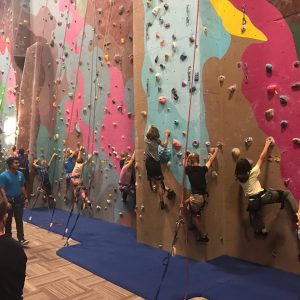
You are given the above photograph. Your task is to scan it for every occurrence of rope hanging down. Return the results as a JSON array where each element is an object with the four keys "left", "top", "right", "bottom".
[{"left": 155, "top": 1, "right": 201, "bottom": 300}]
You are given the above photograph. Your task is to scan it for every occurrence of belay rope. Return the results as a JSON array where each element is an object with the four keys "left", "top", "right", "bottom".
[{"left": 154, "top": 0, "right": 201, "bottom": 299}]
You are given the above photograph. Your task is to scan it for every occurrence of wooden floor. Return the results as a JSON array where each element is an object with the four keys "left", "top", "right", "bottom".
[{"left": 18, "top": 222, "right": 143, "bottom": 300}]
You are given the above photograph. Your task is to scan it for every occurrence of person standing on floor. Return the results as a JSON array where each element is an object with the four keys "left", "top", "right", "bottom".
[
  {"left": 0, "top": 157, "right": 29, "bottom": 246},
  {"left": 0, "top": 199, "right": 27, "bottom": 299}
]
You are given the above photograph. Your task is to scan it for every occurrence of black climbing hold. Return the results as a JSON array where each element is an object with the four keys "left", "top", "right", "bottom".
[
  {"left": 281, "top": 120, "right": 288, "bottom": 128},
  {"left": 171, "top": 88, "right": 179, "bottom": 100},
  {"left": 164, "top": 3, "right": 169, "bottom": 10},
  {"left": 266, "top": 64, "right": 272, "bottom": 74},
  {"left": 194, "top": 72, "right": 199, "bottom": 82},
  {"left": 291, "top": 82, "right": 300, "bottom": 90},
  {"left": 180, "top": 53, "right": 187, "bottom": 61},
  {"left": 155, "top": 56, "right": 159, "bottom": 64},
  {"left": 279, "top": 95, "right": 288, "bottom": 105},
  {"left": 160, "top": 64, "right": 166, "bottom": 70},
  {"left": 189, "top": 86, "right": 196, "bottom": 93}
]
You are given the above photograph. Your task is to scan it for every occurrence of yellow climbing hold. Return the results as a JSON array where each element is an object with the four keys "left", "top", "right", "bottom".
[{"left": 210, "top": 0, "right": 267, "bottom": 41}]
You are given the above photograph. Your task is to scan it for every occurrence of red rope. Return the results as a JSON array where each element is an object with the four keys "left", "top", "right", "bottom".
[
  {"left": 65, "top": 1, "right": 89, "bottom": 148},
  {"left": 180, "top": 0, "right": 201, "bottom": 215},
  {"left": 181, "top": 1, "right": 201, "bottom": 299}
]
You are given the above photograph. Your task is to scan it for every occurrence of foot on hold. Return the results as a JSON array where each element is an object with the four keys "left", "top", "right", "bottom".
[
  {"left": 197, "top": 234, "right": 209, "bottom": 243},
  {"left": 160, "top": 201, "right": 165, "bottom": 210},
  {"left": 19, "top": 239, "right": 29, "bottom": 247},
  {"left": 255, "top": 228, "right": 268, "bottom": 237}
]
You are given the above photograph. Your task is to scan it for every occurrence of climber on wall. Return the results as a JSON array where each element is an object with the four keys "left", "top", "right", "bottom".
[
  {"left": 235, "top": 137, "right": 300, "bottom": 237},
  {"left": 63, "top": 148, "right": 77, "bottom": 200},
  {"left": 184, "top": 148, "right": 219, "bottom": 242},
  {"left": 70, "top": 146, "right": 92, "bottom": 209},
  {"left": 144, "top": 125, "right": 170, "bottom": 210},
  {"left": 119, "top": 151, "right": 136, "bottom": 203},
  {"left": 33, "top": 153, "right": 58, "bottom": 203}
]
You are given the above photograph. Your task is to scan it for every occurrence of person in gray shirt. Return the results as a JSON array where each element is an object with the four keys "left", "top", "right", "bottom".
[{"left": 144, "top": 125, "right": 170, "bottom": 209}]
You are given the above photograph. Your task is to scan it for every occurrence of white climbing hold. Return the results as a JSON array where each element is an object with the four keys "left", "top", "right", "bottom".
[
  {"left": 152, "top": 6, "right": 160, "bottom": 17},
  {"left": 231, "top": 148, "right": 240, "bottom": 160},
  {"left": 265, "top": 108, "right": 274, "bottom": 120}
]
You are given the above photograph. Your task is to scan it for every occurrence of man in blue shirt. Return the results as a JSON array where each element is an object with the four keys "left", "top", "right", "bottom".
[
  {"left": 0, "top": 157, "right": 29, "bottom": 246},
  {"left": 0, "top": 199, "right": 27, "bottom": 299}
]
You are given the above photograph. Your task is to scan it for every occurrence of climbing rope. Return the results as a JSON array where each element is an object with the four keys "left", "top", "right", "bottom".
[
  {"left": 155, "top": 1, "right": 201, "bottom": 299},
  {"left": 0, "top": 0, "right": 26, "bottom": 116}
]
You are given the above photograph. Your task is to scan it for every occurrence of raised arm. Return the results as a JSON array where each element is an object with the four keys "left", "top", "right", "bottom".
[
  {"left": 83, "top": 154, "right": 93, "bottom": 166},
  {"left": 256, "top": 137, "right": 273, "bottom": 169},
  {"left": 48, "top": 153, "right": 58, "bottom": 167},
  {"left": 33, "top": 159, "right": 39, "bottom": 168},
  {"left": 205, "top": 147, "right": 219, "bottom": 169},
  {"left": 160, "top": 129, "right": 170, "bottom": 148},
  {"left": 125, "top": 152, "right": 136, "bottom": 168}
]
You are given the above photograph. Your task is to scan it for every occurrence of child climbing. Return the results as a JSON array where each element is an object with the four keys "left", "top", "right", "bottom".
[
  {"left": 120, "top": 151, "right": 128, "bottom": 169},
  {"left": 235, "top": 137, "right": 300, "bottom": 237},
  {"left": 33, "top": 153, "right": 58, "bottom": 199},
  {"left": 70, "top": 146, "right": 92, "bottom": 209},
  {"left": 144, "top": 125, "right": 170, "bottom": 210},
  {"left": 184, "top": 147, "right": 219, "bottom": 242},
  {"left": 119, "top": 151, "right": 136, "bottom": 203},
  {"left": 63, "top": 148, "right": 77, "bottom": 200}
]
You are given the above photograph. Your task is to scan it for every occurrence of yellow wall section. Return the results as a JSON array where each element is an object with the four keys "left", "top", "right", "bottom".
[
  {"left": 76, "top": 0, "right": 88, "bottom": 18},
  {"left": 210, "top": 0, "right": 267, "bottom": 41}
]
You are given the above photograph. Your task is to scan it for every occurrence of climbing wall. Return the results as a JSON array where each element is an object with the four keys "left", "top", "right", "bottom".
[
  {"left": 0, "top": 1, "right": 20, "bottom": 151},
  {"left": 15, "top": 0, "right": 135, "bottom": 226},
  {"left": 134, "top": 0, "right": 300, "bottom": 274}
]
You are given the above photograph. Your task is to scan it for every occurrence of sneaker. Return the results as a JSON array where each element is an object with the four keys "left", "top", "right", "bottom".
[
  {"left": 160, "top": 201, "right": 165, "bottom": 210},
  {"left": 296, "top": 227, "right": 300, "bottom": 241},
  {"left": 197, "top": 235, "right": 209, "bottom": 243},
  {"left": 255, "top": 228, "right": 268, "bottom": 236},
  {"left": 19, "top": 239, "right": 29, "bottom": 246}
]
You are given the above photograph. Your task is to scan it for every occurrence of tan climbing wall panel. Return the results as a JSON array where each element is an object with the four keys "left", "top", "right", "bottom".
[
  {"left": 2, "top": 0, "right": 136, "bottom": 226},
  {"left": 134, "top": 0, "right": 300, "bottom": 274}
]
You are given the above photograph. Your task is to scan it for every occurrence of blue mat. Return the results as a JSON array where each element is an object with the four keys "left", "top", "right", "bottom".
[{"left": 23, "top": 208, "right": 300, "bottom": 300}]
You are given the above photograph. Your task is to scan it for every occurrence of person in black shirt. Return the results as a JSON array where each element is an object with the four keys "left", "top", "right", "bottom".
[
  {"left": 0, "top": 199, "right": 27, "bottom": 299},
  {"left": 185, "top": 148, "right": 219, "bottom": 242}
]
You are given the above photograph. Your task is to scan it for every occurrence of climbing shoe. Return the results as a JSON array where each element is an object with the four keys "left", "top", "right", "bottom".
[
  {"left": 197, "top": 235, "right": 209, "bottom": 243},
  {"left": 255, "top": 228, "right": 268, "bottom": 237},
  {"left": 166, "top": 189, "right": 176, "bottom": 200}
]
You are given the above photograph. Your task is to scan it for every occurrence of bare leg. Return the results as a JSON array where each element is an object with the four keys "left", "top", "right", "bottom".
[
  {"left": 192, "top": 214, "right": 206, "bottom": 235},
  {"left": 156, "top": 180, "right": 165, "bottom": 209}
]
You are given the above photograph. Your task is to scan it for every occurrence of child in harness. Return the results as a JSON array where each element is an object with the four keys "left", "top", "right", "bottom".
[
  {"left": 184, "top": 147, "right": 219, "bottom": 242},
  {"left": 70, "top": 146, "right": 92, "bottom": 209},
  {"left": 33, "top": 153, "right": 57, "bottom": 198},
  {"left": 119, "top": 151, "right": 136, "bottom": 202},
  {"left": 235, "top": 137, "right": 299, "bottom": 236}
]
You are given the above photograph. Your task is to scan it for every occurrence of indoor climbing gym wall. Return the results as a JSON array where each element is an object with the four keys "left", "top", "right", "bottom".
[
  {"left": 13, "top": 0, "right": 135, "bottom": 226},
  {"left": 133, "top": 0, "right": 300, "bottom": 274}
]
